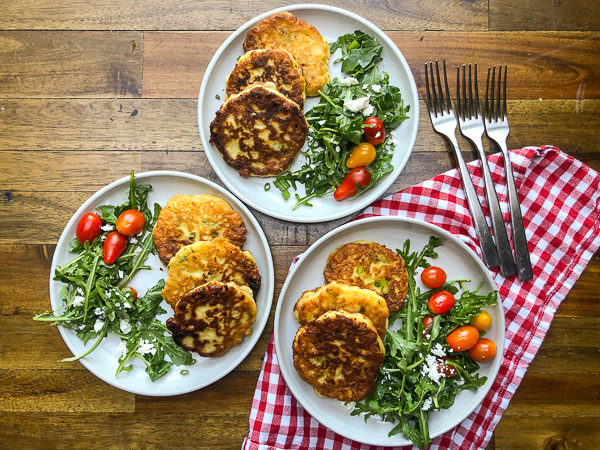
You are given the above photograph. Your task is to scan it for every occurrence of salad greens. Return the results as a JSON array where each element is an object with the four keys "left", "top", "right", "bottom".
[
  {"left": 351, "top": 237, "right": 498, "bottom": 448},
  {"left": 34, "top": 173, "right": 195, "bottom": 381},
  {"left": 272, "top": 31, "right": 410, "bottom": 209}
]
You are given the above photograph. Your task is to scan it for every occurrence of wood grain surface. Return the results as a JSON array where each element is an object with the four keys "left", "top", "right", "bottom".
[{"left": 1, "top": 1, "right": 599, "bottom": 449}]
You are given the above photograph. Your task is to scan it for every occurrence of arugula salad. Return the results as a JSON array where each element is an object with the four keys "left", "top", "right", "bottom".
[
  {"left": 352, "top": 237, "right": 499, "bottom": 448},
  {"left": 272, "top": 30, "right": 410, "bottom": 209},
  {"left": 35, "top": 173, "right": 195, "bottom": 381}
]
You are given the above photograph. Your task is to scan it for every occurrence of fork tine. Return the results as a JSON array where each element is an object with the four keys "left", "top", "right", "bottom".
[
  {"left": 425, "top": 62, "right": 434, "bottom": 115},
  {"left": 485, "top": 66, "right": 491, "bottom": 121},
  {"left": 435, "top": 60, "right": 445, "bottom": 113},
  {"left": 456, "top": 65, "right": 462, "bottom": 120},
  {"left": 502, "top": 65, "right": 508, "bottom": 120},
  {"left": 442, "top": 60, "right": 452, "bottom": 113},
  {"left": 496, "top": 66, "right": 502, "bottom": 121},
  {"left": 473, "top": 64, "right": 480, "bottom": 117},
  {"left": 428, "top": 61, "right": 440, "bottom": 116},
  {"left": 467, "top": 64, "right": 474, "bottom": 119}
]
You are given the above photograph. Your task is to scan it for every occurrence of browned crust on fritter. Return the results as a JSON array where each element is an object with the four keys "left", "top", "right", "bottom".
[
  {"left": 323, "top": 241, "right": 409, "bottom": 314},
  {"left": 226, "top": 49, "right": 305, "bottom": 107},
  {"left": 243, "top": 12, "right": 330, "bottom": 96},
  {"left": 209, "top": 85, "right": 308, "bottom": 177},
  {"left": 292, "top": 309, "right": 385, "bottom": 402},
  {"left": 153, "top": 194, "right": 247, "bottom": 265},
  {"left": 166, "top": 281, "right": 256, "bottom": 357}
]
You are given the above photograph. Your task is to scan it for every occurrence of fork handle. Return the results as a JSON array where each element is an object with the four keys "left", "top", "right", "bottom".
[
  {"left": 497, "top": 141, "right": 534, "bottom": 281},
  {"left": 471, "top": 139, "right": 517, "bottom": 277},
  {"left": 445, "top": 134, "right": 500, "bottom": 269}
]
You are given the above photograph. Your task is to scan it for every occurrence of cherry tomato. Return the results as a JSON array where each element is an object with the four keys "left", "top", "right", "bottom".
[
  {"left": 422, "top": 315, "right": 434, "bottom": 338},
  {"left": 421, "top": 266, "right": 447, "bottom": 289},
  {"left": 471, "top": 310, "right": 492, "bottom": 331},
  {"left": 76, "top": 212, "right": 102, "bottom": 244},
  {"left": 346, "top": 142, "right": 376, "bottom": 168},
  {"left": 333, "top": 167, "right": 372, "bottom": 201},
  {"left": 467, "top": 338, "right": 497, "bottom": 361},
  {"left": 129, "top": 287, "right": 138, "bottom": 301},
  {"left": 363, "top": 117, "right": 385, "bottom": 145},
  {"left": 103, "top": 231, "right": 127, "bottom": 264},
  {"left": 116, "top": 209, "right": 145, "bottom": 236},
  {"left": 446, "top": 326, "right": 479, "bottom": 352},
  {"left": 436, "top": 357, "right": 458, "bottom": 377},
  {"left": 428, "top": 290, "right": 455, "bottom": 315}
]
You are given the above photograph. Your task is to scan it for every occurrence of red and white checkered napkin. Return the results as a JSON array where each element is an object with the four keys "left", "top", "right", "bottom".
[{"left": 242, "top": 146, "right": 600, "bottom": 450}]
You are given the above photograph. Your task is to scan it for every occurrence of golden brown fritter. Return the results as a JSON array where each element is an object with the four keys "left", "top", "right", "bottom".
[
  {"left": 153, "top": 194, "right": 247, "bottom": 265},
  {"left": 293, "top": 281, "right": 389, "bottom": 338},
  {"left": 324, "top": 241, "right": 409, "bottom": 314},
  {"left": 166, "top": 281, "right": 257, "bottom": 357},
  {"left": 209, "top": 85, "right": 308, "bottom": 177},
  {"left": 226, "top": 49, "right": 306, "bottom": 107},
  {"left": 292, "top": 309, "right": 385, "bottom": 402},
  {"left": 162, "top": 237, "right": 261, "bottom": 309},
  {"left": 243, "top": 12, "right": 330, "bottom": 96}
]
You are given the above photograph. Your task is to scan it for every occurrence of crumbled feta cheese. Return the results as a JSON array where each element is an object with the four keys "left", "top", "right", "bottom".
[
  {"left": 129, "top": 237, "right": 138, "bottom": 244},
  {"left": 344, "top": 96, "right": 371, "bottom": 113},
  {"left": 123, "top": 301, "right": 132, "bottom": 309},
  {"left": 101, "top": 235, "right": 106, "bottom": 241},
  {"left": 425, "top": 334, "right": 431, "bottom": 340},
  {"left": 77, "top": 287, "right": 84, "bottom": 295},
  {"left": 422, "top": 397, "right": 433, "bottom": 411},
  {"left": 138, "top": 339, "right": 157, "bottom": 356},
  {"left": 362, "top": 84, "right": 369, "bottom": 90},
  {"left": 105, "top": 290, "right": 112, "bottom": 298},
  {"left": 431, "top": 343, "right": 447, "bottom": 358},
  {"left": 335, "top": 145, "right": 341, "bottom": 152},
  {"left": 72, "top": 296, "right": 85, "bottom": 307},
  {"left": 421, "top": 354, "right": 443, "bottom": 385},
  {"left": 94, "top": 307, "right": 105, "bottom": 318},
  {"left": 115, "top": 303, "right": 121, "bottom": 308},
  {"left": 117, "top": 341, "right": 128, "bottom": 358},
  {"left": 101, "top": 224, "right": 114, "bottom": 231},
  {"left": 340, "top": 77, "right": 358, "bottom": 86},
  {"left": 78, "top": 324, "right": 86, "bottom": 330},
  {"left": 94, "top": 319, "right": 105, "bottom": 333},
  {"left": 362, "top": 104, "right": 374, "bottom": 116},
  {"left": 371, "top": 84, "right": 381, "bottom": 93},
  {"left": 118, "top": 270, "right": 124, "bottom": 279},
  {"left": 455, "top": 378, "right": 465, "bottom": 386},
  {"left": 119, "top": 319, "right": 132, "bottom": 334}
]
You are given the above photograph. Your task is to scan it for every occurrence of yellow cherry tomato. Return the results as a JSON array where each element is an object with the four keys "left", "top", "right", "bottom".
[
  {"left": 471, "top": 310, "right": 492, "bottom": 331},
  {"left": 346, "top": 142, "right": 376, "bottom": 168}
]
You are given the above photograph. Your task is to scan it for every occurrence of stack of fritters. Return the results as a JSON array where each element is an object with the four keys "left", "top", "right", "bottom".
[
  {"left": 210, "top": 12, "right": 331, "bottom": 177},
  {"left": 292, "top": 240, "right": 408, "bottom": 402},
  {"left": 155, "top": 194, "right": 261, "bottom": 358}
]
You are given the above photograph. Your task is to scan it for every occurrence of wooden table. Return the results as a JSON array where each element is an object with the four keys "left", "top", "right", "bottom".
[{"left": 1, "top": 1, "right": 599, "bottom": 448}]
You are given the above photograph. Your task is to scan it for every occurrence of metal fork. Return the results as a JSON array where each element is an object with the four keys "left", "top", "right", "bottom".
[
  {"left": 484, "top": 66, "right": 534, "bottom": 281},
  {"left": 424, "top": 60, "right": 500, "bottom": 269},
  {"left": 456, "top": 64, "right": 517, "bottom": 278}
]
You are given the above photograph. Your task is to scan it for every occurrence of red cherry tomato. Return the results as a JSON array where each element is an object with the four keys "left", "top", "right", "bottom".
[
  {"left": 116, "top": 209, "right": 145, "bottom": 236},
  {"left": 446, "top": 326, "right": 479, "bottom": 352},
  {"left": 333, "top": 167, "right": 372, "bottom": 201},
  {"left": 421, "top": 266, "right": 447, "bottom": 289},
  {"left": 363, "top": 117, "right": 385, "bottom": 145},
  {"left": 436, "top": 357, "right": 458, "bottom": 377},
  {"left": 129, "top": 287, "right": 138, "bottom": 301},
  {"left": 103, "top": 231, "right": 127, "bottom": 264},
  {"left": 76, "top": 213, "right": 102, "bottom": 244},
  {"left": 467, "top": 338, "right": 497, "bottom": 361},
  {"left": 422, "top": 315, "right": 434, "bottom": 338},
  {"left": 428, "top": 290, "right": 455, "bottom": 315},
  {"left": 470, "top": 310, "right": 492, "bottom": 331}
]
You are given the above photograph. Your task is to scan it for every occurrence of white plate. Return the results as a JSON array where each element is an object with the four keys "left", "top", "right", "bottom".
[
  {"left": 274, "top": 217, "right": 504, "bottom": 446},
  {"left": 49, "top": 171, "right": 274, "bottom": 396},
  {"left": 198, "top": 4, "right": 419, "bottom": 223}
]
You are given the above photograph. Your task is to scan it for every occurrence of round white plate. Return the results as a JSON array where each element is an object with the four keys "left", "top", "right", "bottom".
[
  {"left": 198, "top": 4, "right": 419, "bottom": 223},
  {"left": 49, "top": 171, "right": 274, "bottom": 396},
  {"left": 274, "top": 217, "right": 504, "bottom": 446}
]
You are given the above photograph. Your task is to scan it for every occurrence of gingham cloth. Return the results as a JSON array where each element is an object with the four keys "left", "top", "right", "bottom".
[{"left": 242, "top": 146, "right": 600, "bottom": 450}]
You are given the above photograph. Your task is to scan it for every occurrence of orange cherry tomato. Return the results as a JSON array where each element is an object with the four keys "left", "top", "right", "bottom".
[
  {"left": 422, "top": 315, "right": 434, "bottom": 338},
  {"left": 421, "top": 266, "right": 447, "bottom": 289},
  {"left": 467, "top": 338, "right": 497, "bottom": 361},
  {"left": 363, "top": 117, "right": 385, "bottom": 145},
  {"left": 346, "top": 142, "right": 376, "bottom": 168},
  {"left": 446, "top": 326, "right": 479, "bottom": 352},
  {"left": 116, "top": 209, "right": 145, "bottom": 236},
  {"left": 428, "top": 290, "right": 455, "bottom": 315},
  {"left": 103, "top": 231, "right": 127, "bottom": 264},
  {"left": 436, "top": 357, "right": 458, "bottom": 377},
  {"left": 471, "top": 310, "right": 492, "bottom": 331},
  {"left": 333, "top": 167, "right": 372, "bottom": 201},
  {"left": 76, "top": 212, "right": 102, "bottom": 244}
]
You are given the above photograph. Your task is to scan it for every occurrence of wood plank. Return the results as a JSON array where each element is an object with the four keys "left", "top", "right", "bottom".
[
  {"left": 1, "top": 99, "right": 598, "bottom": 153},
  {"left": 0, "top": 32, "right": 142, "bottom": 98},
  {"left": 493, "top": 416, "right": 600, "bottom": 449},
  {"left": 0, "top": 0, "right": 487, "bottom": 32},
  {"left": 490, "top": 0, "right": 600, "bottom": 31},
  {"left": 0, "top": 412, "right": 249, "bottom": 448},
  {"left": 0, "top": 370, "right": 134, "bottom": 412},
  {"left": 142, "top": 31, "right": 600, "bottom": 100}
]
